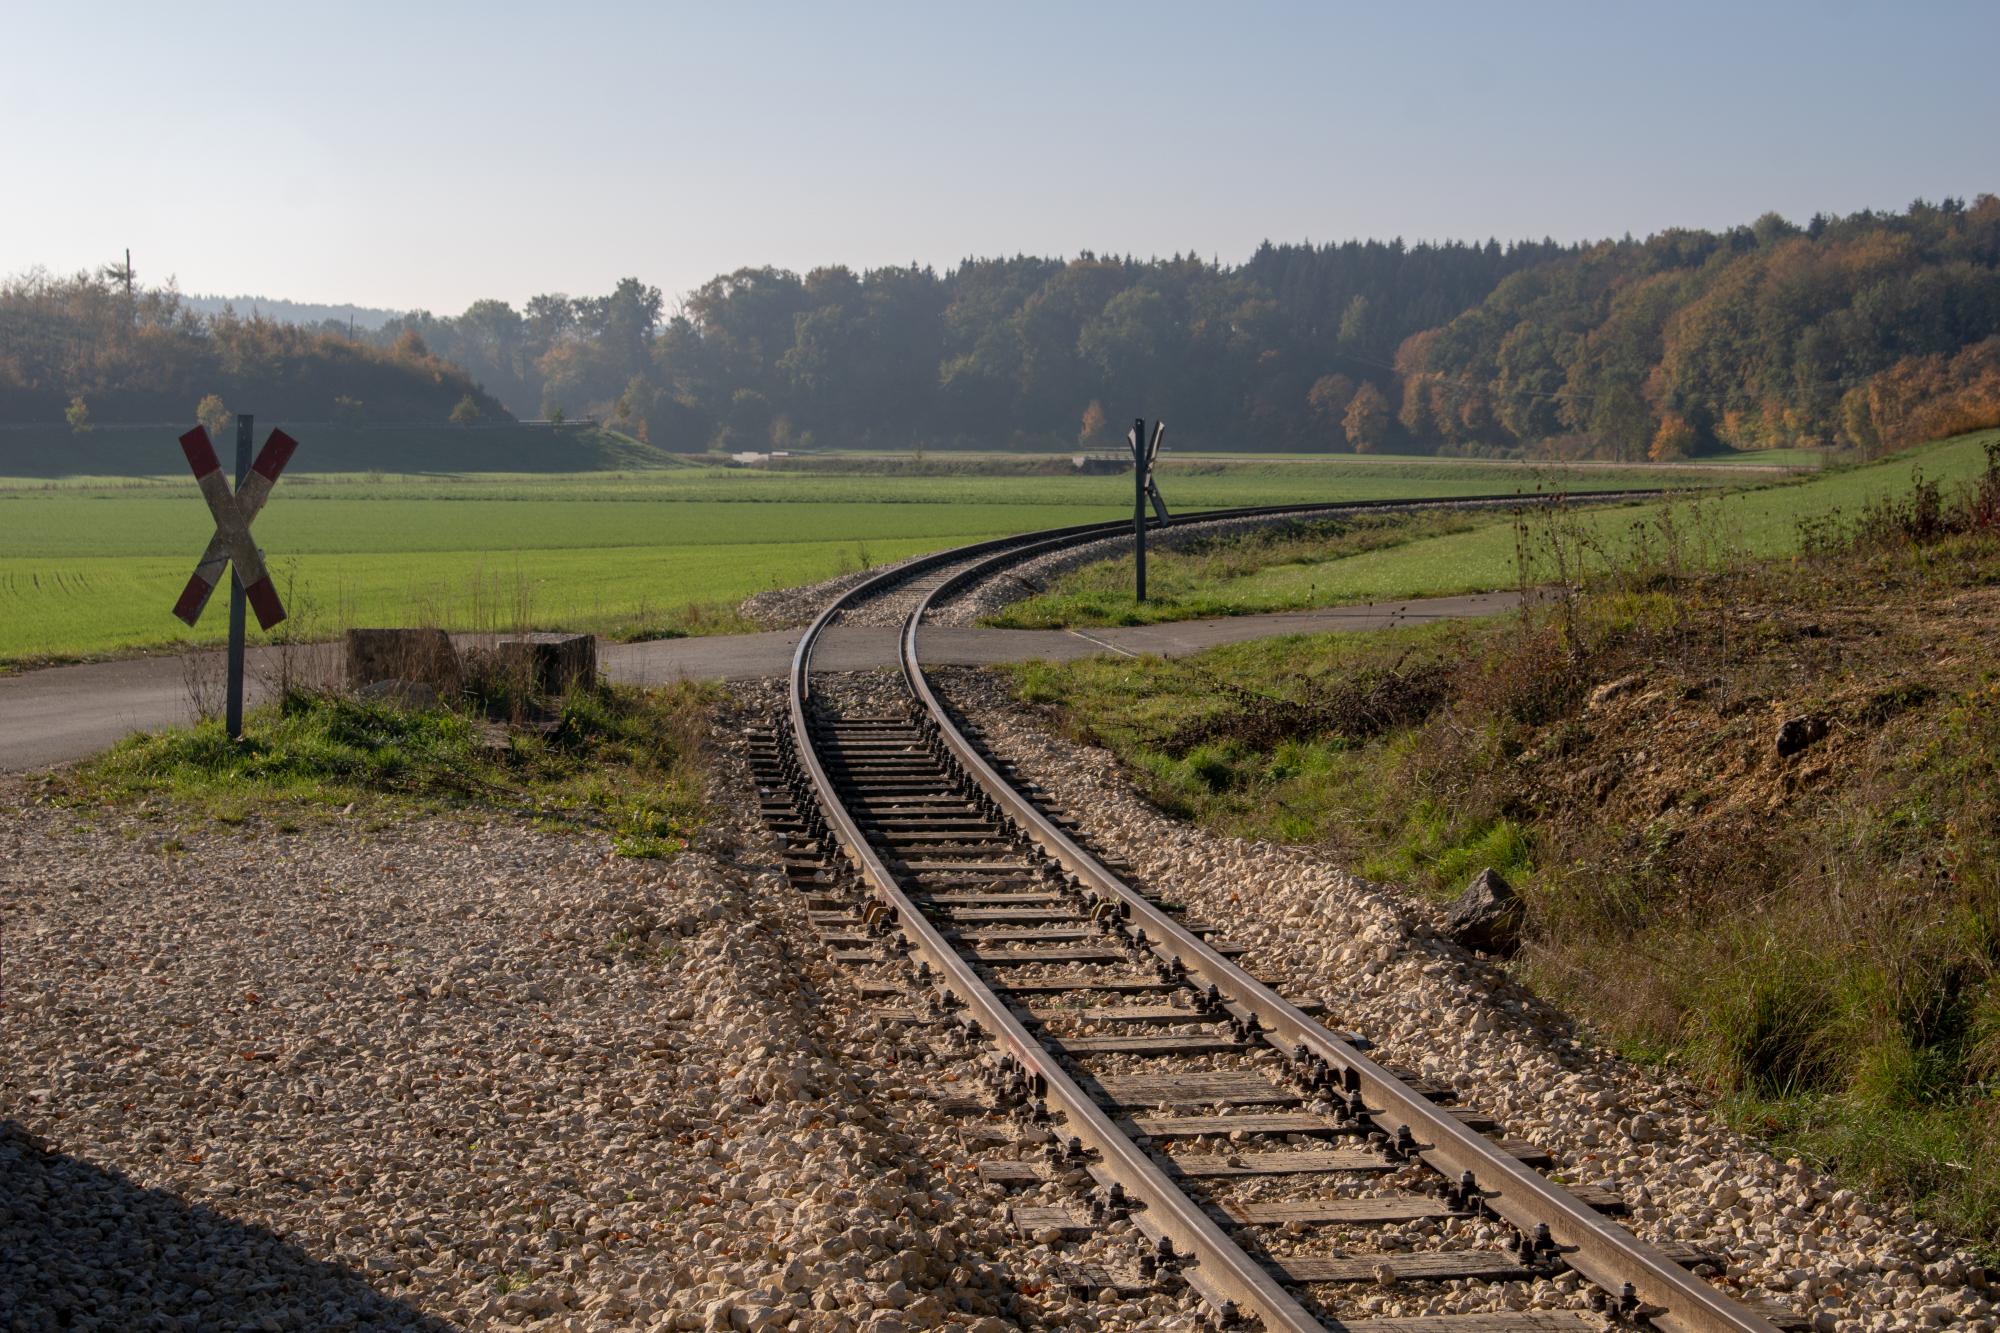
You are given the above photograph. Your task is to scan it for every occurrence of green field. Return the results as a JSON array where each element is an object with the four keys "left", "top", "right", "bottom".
[
  {"left": 0, "top": 454, "right": 1753, "bottom": 666},
  {"left": 988, "top": 432, "right": 2000, "bottom": 629}
]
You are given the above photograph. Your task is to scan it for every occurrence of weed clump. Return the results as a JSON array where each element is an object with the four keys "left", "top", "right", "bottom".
[
  {"left": 62, "top": 677, "right": 717, "bottom": 858},
  {"left": 1009, "top": 447, "right": 2000, "bottom": 1249}
]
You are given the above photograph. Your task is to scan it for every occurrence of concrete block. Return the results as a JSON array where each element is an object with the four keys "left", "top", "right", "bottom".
[
  {"left": 498, "top": 633, "right": 597, "bottom": 695},
  {"left": 344, "top": 628, "right": 461, "bottom": 695}
]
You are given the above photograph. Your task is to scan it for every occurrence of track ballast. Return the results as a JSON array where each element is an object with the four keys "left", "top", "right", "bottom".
[{"left": 748, "top": 502, "right": 1801, "bottom": 1333}]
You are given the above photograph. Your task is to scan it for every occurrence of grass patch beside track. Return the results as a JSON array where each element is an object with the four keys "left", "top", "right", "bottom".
[
  {"left": 988, "top": 431, "right": 1999, "bottom": 629},
  {"left": 1004, "top": 441, "right": 2000, "bottom": 1251},
  {"left": 51, "top": 678, "right": 717, "bottom": 855}
]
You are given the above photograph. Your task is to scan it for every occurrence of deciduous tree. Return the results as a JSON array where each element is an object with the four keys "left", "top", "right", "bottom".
[
  {"left": 1080, "top": 399, "right": 1107, "bottom": 445},
  {"left": 1343, "top": 381, "right": 1390, "bottom": 453},
  {"left": 1306, "top": 374, "right": 1355, "bottom": 446}
]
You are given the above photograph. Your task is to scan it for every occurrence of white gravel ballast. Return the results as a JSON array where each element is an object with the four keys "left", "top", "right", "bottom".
[
  {"left": 932, "top": 668, "right": 1997, "bottom": 1333},
  {"left": 0, "top": 766, "right": 1070, "bottom": 1333}
]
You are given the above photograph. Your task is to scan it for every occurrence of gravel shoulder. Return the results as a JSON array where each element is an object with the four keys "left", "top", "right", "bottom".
[
  {"left": 933, "top": 667, "right": 1998, "bottom": 1333},
  {"left": 0, "top": 713, "right": 1156, "bottom": 1333}
]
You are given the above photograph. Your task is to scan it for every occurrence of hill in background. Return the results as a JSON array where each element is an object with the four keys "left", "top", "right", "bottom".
[
  {"left": 0, "top": 272, "right": 505, "bottom": 430},
  {"left": 181, "top": 294, "right": 404, "bottom": 332},
  {"left": 11, "top": 197, "right": 1999, "bottom": 463},
  {"left": 0, "top": 422, "right": 670, "bottom": 478},
  {"left": 353, "top": 199, "right": 2000, "bottom": 460}
]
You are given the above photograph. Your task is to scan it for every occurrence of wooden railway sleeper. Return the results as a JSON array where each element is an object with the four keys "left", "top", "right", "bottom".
[
  {"left": 788, "top": 499, "right": 1715, "bottom": 1332},
  {"left": 897, "top": 524, "right": 1788, "bottom": 1333}
]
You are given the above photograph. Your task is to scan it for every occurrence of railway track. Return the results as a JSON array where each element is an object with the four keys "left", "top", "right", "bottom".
[{"left": 746, "top": 501, "right": 1800, "bottom": 1333}]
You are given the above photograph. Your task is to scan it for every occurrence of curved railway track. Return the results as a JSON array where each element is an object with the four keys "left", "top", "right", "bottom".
[{"left": 749, "top": 500, "right": 1798, "bottom": 1333}]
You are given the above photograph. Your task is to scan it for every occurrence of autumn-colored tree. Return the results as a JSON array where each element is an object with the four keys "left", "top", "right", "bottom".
[
  {"left": 1080, "top": 399, "right": 1107, "bottom": 445},
  {"left": 65, "top": 395, "right": 90, "bottom": 434},
  {"left": 1847, "top": 338, "right": 2000, "bottom": 453},
  {"left": 1836, "top": 385, "right": 1881, "bottom": 455},
  {"left": 1393, "top": 329, "right": 1442, "bottom": 440},
  {"left": 450, "top": 393, "right": 482, "bottom": 427},
  {"left": 1649, "top": 412, "right": 1696, "bottom": 461},
  {"left": 196, "top": 394, "right": 229, "bottom": 438},
  {"left": 1342, "top": 382, "right": 1390, "bottom": 453}
]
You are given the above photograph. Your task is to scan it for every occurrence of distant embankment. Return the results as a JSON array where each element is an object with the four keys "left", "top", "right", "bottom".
[{"left": 0, "top": 423, "right": 682, "bottom": 477}]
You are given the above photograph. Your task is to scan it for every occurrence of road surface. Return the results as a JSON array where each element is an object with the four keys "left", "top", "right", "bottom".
[{"left": 0, "top": 592, "right": 1516, "bottom": 772}]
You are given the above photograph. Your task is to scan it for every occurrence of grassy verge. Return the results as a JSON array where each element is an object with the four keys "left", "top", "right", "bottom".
[
  {"left": 0, "top": 452, "right": 1741, "bottom": 665},
  {"left": 987, "top": 511, "right": 1486, "bottom": 628},
  {"left": 1004, "top": 445, "right": 2000, "bottom": 1250},
  {"left": 51, "top": 677, "right": 717, "bottom": 857},
  {"left": 989, "top": 430, "right": 2000, "bottom": 629}
]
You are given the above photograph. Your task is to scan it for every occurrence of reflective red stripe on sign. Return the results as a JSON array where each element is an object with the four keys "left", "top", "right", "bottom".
[{"left": 179, "top": 425, "right": 222, "bottom": 478}]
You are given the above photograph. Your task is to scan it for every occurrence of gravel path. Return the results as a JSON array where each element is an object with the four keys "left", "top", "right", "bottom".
[{"left": 931, "top": 668, "right": 1997, "bottom": 1333}]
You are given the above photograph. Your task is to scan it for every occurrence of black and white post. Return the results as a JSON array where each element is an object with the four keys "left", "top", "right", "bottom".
[
  {"left": 224, "top": 414, "right": 252, "bottom": 740},
  {"left": 1129, "top": 418, "right": 1148, "bottom": 602},
  {"left": 1128, "top": 417, "right": 1167, "bottom": 602}
]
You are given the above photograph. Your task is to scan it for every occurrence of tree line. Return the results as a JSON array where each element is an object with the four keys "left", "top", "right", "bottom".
[
  {"left": 1399, "top": 197, "right": 2000, "bottom": 458},
  {"left": 9, "top": 197, "right": 1998, "bottom": 457},
  {"left": 0, "top": 267, "right": 504, "bottom": 429},
  {"left": 371, "top": 198, "right": 2000, "bottom": 458}
]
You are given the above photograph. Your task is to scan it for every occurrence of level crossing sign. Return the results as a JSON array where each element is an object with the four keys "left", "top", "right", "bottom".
[
  {"left": 173, "top": 423, "right": 297, "bottom": 629},
  {"left": 172, "top": 415, "right": 299, "bottom": 741}
]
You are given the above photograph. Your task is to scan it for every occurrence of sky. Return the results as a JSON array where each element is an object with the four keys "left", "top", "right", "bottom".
[{"left": 4, "top": 0, "right": 1996, "bottom": 316}]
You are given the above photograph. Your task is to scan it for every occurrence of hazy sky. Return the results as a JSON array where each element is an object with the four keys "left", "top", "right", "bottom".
[{"left": 5, "top": 0, "right": 1995, "bottom": 315}]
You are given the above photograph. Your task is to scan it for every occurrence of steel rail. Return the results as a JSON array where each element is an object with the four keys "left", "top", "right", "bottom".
[
  {"left": 897, "top": 536, "right": 1784, "bottom": 1333},
  {"left": 786, "top": 490, "right": 1707, "bottom": 1330},
  {"left": 790, "top": 516, "right": 1340, "bottom": 1330},
  {"left": 795, "top": 486, "right": 1669, "bottom": 712}
]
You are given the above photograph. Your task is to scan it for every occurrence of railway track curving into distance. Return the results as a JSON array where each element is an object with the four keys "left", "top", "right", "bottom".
[{"left": 746, "top": 497, "right": 1800, "bottom": 1333}]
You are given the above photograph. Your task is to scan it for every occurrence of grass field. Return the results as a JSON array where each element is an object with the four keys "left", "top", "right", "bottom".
[
  {"left": 0, "top": 454, "right": 1745, "bottom": 666},
  {"left": 988, "top": 431, "right": 2000, "bottom": 629}
]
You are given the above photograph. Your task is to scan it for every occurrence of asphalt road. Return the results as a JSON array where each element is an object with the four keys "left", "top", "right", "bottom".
[{"left": 0, "top": 592, "right": 1516, "bottom": 772}]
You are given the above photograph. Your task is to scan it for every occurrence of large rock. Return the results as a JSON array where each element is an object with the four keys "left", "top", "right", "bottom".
[
  {"left": 1443, "top": 867, "right": 1523, "bottom": 956},
  {"left": 498, "top": 633, "right": 598, "bottom": 695},
  {"left": 1775, "top": 715, "right": 1828, "bottom": 757},
  {"left": 344, "top": 628, "right": 461, "bottom": 695}
]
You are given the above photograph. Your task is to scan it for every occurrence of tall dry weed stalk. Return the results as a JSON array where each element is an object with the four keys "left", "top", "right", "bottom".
[
  {"left": 180, "top": 646, "right": 223, "bottom": 723},
  {"left": 257, "top": 561, "right": 341, "bottom": 699}
]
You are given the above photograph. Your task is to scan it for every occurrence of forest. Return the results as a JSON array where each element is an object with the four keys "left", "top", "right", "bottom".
[
  {"left": 0, "top": 269, "right": 503, "bottom": 430},
  {"left": 7, "top": 198, "right": 1998, "bottom": 458}
]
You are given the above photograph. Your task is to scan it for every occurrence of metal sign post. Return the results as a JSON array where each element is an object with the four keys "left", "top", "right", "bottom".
[
  {"left": 224, "top": 417, "right": 250, "bottom": 740},
  {"left": 1127, "top": 417, "right": 1167, "bottom": 602},
  {"left": 1129, "top": 418, "right": 1147, "bottom": 601},
  {"left": 174, "top": 416, "right": 298, "bottom": 740}
]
